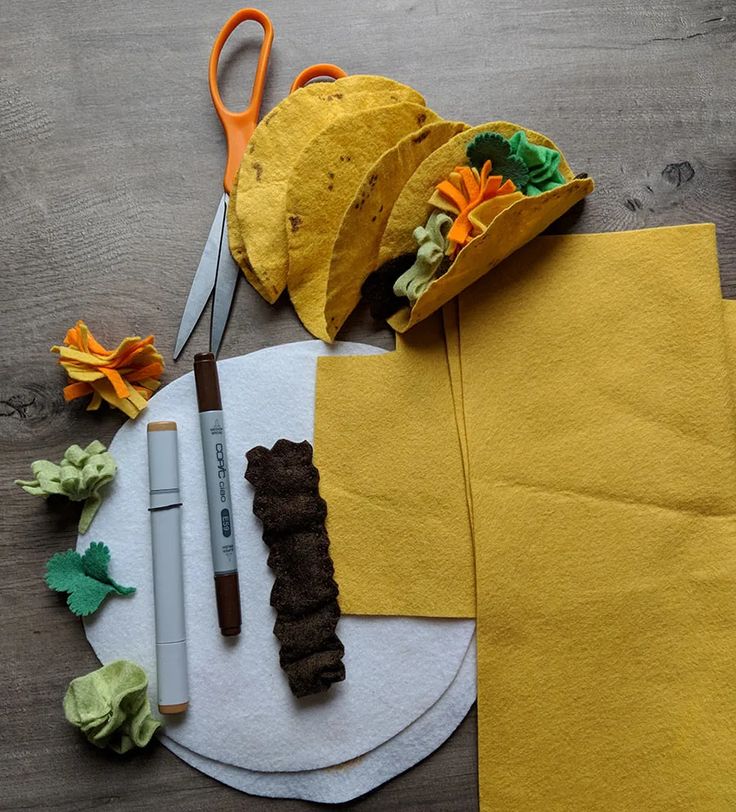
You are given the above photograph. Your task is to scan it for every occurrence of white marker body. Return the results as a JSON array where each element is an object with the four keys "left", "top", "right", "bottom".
[
  {"left": 198, "top": 410, "right": 237, "bottom": 575},
  {"left": 147, "top": 425, "right": 189, "bottom": 712}
]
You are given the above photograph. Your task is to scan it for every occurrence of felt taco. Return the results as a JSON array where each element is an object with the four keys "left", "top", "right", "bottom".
[
  {"left": 322, "top": 119, "right": 468, "bottom": 341},
  {"left": 285, "top": 102, "right": 451, "bottom": 340},
  {"left": 372, "top": 123, "right": 595, "bottom": 332},
  {"left": 230, "top": 75, "right": 426, "bottom": 304}
]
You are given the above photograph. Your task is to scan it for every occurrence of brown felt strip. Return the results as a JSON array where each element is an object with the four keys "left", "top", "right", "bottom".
[{"left": 245, "top": 439, "right": 345, "bottom": 698}]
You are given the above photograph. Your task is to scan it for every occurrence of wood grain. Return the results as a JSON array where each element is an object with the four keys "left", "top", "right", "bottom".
[{"left": 1, "top": 0, "right": 734, "bottom": 808}]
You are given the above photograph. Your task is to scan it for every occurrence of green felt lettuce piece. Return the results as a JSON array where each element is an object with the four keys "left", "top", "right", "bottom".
[
  {"left": 465, "top": 130, "right": 568, "bottom": 196},
  {"left": 15, "top": 440, "right": 117, "bottom": 533},
  {"left": 394, "top": 211, "right": 454, "bottom": 305},
  {"left": 507, "top": 130, "right": 566, "bottom": 196},
  {"left": 466, "top": 132, "right": 530, "bottom": 188},
  {"left": 63, "top": 660, "right": 161, "bottom": 753},
  {"left": 45, "top": 541, "right": 135, "bottom": 617}
]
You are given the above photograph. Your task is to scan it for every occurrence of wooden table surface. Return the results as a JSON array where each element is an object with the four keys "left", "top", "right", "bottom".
[{"left": 1, "top": 1, "right": 734, "bottom": 809}]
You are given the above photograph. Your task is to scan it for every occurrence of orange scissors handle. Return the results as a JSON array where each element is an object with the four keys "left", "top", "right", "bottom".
[
  {"left": 209, "top": 8, "right": 274, "bottom": 194},
  {"left": 290, "top": 63, "right": 347, "bottom": 93},
  {"left": 209, "top": 9, "right": 348, "bottom": 194}
]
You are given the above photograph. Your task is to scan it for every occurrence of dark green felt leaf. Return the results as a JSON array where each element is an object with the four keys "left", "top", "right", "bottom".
[
  {"left": 466, "top": 132, "right": 508, "bottom": 167},
  {"left": 466, "top": 132, "right": 530, "bottom": 188},
  {"left": 45, "top": 550, "right": 88, "bottom": 594},
  {"left": 82, "top": 541, "right": 136, "bottom": 595},
  {"left": 45, "top": 543, "right": 135, "bottom": 616},
  {"left": 67, "top": 580, "right": 116, "bottom": 617},
  {"left": 81, "top": 541, "right": 111, "bottom": 581}
]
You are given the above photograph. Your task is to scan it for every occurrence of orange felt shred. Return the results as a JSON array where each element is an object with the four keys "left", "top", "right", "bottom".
[
  {"left": 51, "top": 321, "right": 164, "bottom": 419},
  {"left": 437, "top": 160, "right": 516, "bottom": 249}
]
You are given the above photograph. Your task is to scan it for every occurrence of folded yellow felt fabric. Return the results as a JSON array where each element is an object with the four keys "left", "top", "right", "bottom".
[
  {"left": 316, "top": 226, "right": 736, "bottom": 615},
  {"left": 313, "top": 314, "right": 475, "bottom": 618},
  {"left": 722, "top": 297, "right": 736, "bottom": 389},
  {"left": 315, "top": 223, "right": 736, "bottom": 806},
  {"left": 458, "top": 224, "right": 736, "bottom": 810},
  {"left": 474, "top": 484, "right": 736, "bottom": 810},
  {"left": 459, "top": 225, "right": 736, "bottom": 511},
  {"left": 441, "top": 301, "right": 474, "bottom": 525}
]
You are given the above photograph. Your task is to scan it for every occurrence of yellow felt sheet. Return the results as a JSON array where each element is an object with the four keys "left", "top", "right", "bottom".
[
  {"left": 314, "top": 223, "right": 736, "bottom": 808},
  {"left": 459, "top": 226, "right": 736, "bottom": 514},
  {"left": 473, "top": 485, "right": 736, "bottom": 810},
  {"left": 316, "top": 225, "right": 736, "bottom": 614},
  {"left": 314, "top": 314, "right": 475, "bottom": 617},
  {"left": 457, "top": 225, "right": 736, "bottom": 809}
]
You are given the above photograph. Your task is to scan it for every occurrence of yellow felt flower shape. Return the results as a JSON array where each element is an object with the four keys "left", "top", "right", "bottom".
[
  {"left": 428, "top": 171, "right": 464, "bottom": 215},
  {"left": 52, "top": 321, "right": 163, "bottom": 419},
  {"left": 435, "top": 160, "right": 517, "bottom": 248}
]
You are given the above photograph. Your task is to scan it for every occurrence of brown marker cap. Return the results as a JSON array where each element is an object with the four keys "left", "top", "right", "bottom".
[
  {"left": 215, "top": 572, "right": 242, "bottom": 636},
  {"left": 194, "top": 352, "right": 222, "bottom": 412}
]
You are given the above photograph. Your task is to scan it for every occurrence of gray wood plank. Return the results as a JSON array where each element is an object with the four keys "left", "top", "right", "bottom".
[{"left": 1, "top": 0, "right": 734, "bottom": 808}]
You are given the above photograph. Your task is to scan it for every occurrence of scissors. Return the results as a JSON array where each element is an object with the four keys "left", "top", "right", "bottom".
[{"left": 174, "top": 8, "right": 346, "bottom": 360}]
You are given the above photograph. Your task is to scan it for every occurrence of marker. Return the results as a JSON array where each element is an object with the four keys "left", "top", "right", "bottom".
[
  {"left": 194, "top": 352, "right": 242, "bottom": 636},
  {"left": 147, "top": 421, "right": 189, "bottom": 714}
]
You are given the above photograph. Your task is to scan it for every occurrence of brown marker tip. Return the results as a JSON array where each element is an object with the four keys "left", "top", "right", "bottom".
[
  {"left": 194, "top": 352, "right": 222, "bottom": 412},
  {"left": 215, "top": 572, "right": 242, "bottom": 636}
]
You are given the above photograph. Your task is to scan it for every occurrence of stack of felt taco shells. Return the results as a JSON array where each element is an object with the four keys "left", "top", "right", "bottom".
[{"left": 227, "top": 74, "right": 594, "bottom": 341}]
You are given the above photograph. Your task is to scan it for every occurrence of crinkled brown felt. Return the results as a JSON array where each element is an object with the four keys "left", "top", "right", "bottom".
[{"left": 245, "top": 439, "right": 345, "bottom": 698}]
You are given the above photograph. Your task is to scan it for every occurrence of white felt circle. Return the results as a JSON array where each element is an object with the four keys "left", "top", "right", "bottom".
[
  {"left": 162, "top": 635, "right": 477, "bottom": 804},
  {"left": 81, "top": 341, "right": 474, "bottom": 772}
]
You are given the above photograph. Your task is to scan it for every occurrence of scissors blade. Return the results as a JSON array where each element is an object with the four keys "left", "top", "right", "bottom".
[
  {"left": 173, "top": 193, "right": 229, "bottom": 360},
  {"left": 210, "top": 196, "right": 240, "bottom": 358}
]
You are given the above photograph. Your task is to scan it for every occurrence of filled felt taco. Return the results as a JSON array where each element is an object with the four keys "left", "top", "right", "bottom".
[
  {"left": 229, "top": 75, "right": 426, "bottom": 304},
  {"left": 322, "top": 119, "right": 468, "bottom": 341},
  {"left": 284, "top": 102, "right": 450, "bottom": 340},
  {"left": 370, "top": 123, "right": 594, "bottom": 332}
]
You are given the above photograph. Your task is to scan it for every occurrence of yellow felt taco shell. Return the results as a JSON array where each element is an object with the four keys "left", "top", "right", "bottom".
[
  {"left": 232, "top": 76, "right": 426, "bottom": 303},
  {"left": 323, "top": 119, "right": 468, "bottom": 341},
  {"left": 376, "top": 123, "right": 594, "bottom": 332},
  {"left": 227, "top": 165, "right": 248, "bottom": 275},
  {"left": 286, "top": 102, "right": 441, "bottom": 340}
]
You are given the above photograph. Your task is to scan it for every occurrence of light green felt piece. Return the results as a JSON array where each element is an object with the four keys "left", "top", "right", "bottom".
[
  {"left": 15, "top": 440, "right": 117, "bottom": 533},
  {"left": 508, "top": 130, "right": 566, "bottom": 195},
  {"left": 46, "top": 541, "right": 135, "bottom": 616},
  {"left": 393, "top": 211, "right": 454, "bottom": 305},
  {"left": 64, "top": 660, "right": 161, "bottom": 753}
]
